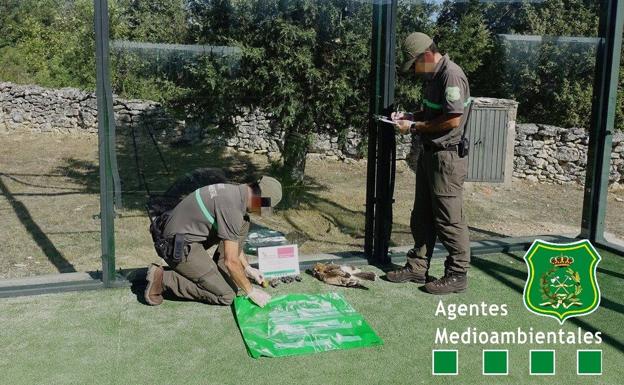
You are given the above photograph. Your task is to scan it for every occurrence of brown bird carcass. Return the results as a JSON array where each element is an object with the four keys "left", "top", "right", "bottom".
[{"left": 310, "top": 262, "right": 377, "bottom": 289}]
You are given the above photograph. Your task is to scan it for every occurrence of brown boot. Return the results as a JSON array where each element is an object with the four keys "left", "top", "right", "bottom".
[
  {"left": 385, "top": 263, "right": 435, "bottom": 284},
  {"left": 145, "top": 263, "right": 164, "bottom": 305}
]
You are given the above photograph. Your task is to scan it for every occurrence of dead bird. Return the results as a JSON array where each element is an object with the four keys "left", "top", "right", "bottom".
[
  {"left": 309, "top": 262, "right": 377, "bottom": 289},
  {"left": 338, "top": 265, "right": 377, "bottom": 281}
]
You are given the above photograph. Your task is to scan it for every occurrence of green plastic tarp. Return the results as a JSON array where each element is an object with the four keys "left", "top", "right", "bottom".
[{"left": 234, "top": 292, "right": 383, "bottom": 358}]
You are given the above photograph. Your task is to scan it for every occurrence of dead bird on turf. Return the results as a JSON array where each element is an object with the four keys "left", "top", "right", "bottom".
[{"left": 309, "top": 263, "right": 377, "bottom": 289}]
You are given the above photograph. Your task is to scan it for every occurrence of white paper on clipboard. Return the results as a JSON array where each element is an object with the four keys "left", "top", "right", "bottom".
[{"left": 377, "top": 117, "right": 397, "bottom": 125}]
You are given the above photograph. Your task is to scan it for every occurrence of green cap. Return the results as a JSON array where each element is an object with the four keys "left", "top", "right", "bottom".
[
  {"left": 258, "top": 176, "right": 282, "bottom": 207},
  {"left": 401, "top": 32, "right": 433, "bottom": 73}
]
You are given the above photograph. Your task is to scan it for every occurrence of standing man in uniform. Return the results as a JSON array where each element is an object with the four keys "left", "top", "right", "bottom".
[
  {"left": 144, "top": 176, "right": 282, "bottom": 307},
  {"left": 386, "top": 32, "right": 471, "bottom": 294}
]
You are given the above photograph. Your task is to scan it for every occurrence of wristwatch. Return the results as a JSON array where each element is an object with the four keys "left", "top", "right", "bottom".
[{"left": 409, "top": 121, "right": 418, "bottom": 133}]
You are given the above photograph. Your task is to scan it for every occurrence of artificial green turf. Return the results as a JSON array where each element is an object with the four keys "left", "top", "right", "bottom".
[{"left": 0, "top": 251, "right": 623, "bottom": 385}]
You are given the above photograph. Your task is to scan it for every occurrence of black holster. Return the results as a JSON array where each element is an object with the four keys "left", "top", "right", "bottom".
[
  {"left": 458, "top": 137, "right": 469, "bottom": 158},
  {"left": 149, "top": 211, "right": 187, "bottom": 263}
]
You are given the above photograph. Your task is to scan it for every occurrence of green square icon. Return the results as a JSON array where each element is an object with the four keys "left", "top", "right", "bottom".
[
  {"left": 530, "top": 350, "right": 555, "bottom": 375},
  {"left": 432, "top": 350, "right": 458, "bottom": 375},
  {"left": 577, "top": 350, "right": 602, "bottom": 375},
  {"left": 483, "top": 350, "right": 508, "bottom": 375}
]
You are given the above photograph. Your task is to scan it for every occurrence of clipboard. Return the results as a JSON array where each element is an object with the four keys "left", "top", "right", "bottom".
[{"left": 374, "top": 115, "right": 397, "bottom": 125}]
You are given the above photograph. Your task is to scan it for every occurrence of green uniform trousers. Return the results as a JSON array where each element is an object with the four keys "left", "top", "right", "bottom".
[
  {"left": 161, "top": 221, "right": 249, "bottom": 305},
  {"left": 408, "top": 148, "right": 470, "bottom": 274}
]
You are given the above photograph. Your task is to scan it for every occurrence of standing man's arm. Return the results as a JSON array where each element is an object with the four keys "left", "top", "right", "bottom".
[
  {"left": 395, "top": 72, "right": 467, "bottom": 135},
  {"left": 391, "top": 110, "right": 425, "bottom": 122},
  {"left": 393, "top": 113, "right": 461, "bottom": 135},
  {"left": 411, "top": 113, "right": 462, "bottom": 134}
]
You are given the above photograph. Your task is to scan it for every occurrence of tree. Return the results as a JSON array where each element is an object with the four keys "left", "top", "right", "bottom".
[
  {"left": 234, "top": 7, "right": 324, "bottom": 201},
  {"left": 210, "top": 0, "right": 373, "bottom": 204},
  {"left": 120, "top": 0, "right": 190, "bottom": 44},
  {"left": 435, "top": 0, "right": 493, "bottom": 77},
  {"left": 0, "top": 0, "right": 96, "bottom": 90},
  {"left": 394, "top": 0, "right": 437, "bottom": 110},
  {"left": 496, "top": 0, "right": 600, "bottom": 128},
  {"left": 1, "top": 0, "right": 621, "bottom": 137}
]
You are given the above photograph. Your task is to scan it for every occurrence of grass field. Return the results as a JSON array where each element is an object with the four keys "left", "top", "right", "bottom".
[{"left": 0, "top": 250, "right": 622, "bottom": 385}]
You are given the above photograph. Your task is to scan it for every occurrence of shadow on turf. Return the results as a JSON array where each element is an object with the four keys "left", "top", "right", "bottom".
[
  {"left": 597, "top": 266, "right": 624, "bottom": 280},
  {"left": 0, "top": 176, "right": 77, "bottom": 274},
  {"left": 127, "top": 267, "right": 151, "bottom": 305}
]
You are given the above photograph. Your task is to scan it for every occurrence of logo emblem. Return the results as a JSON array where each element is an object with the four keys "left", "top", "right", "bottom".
[
  {"left": 523, "top": 239, "right": 601, "bottom": 324},
  {"left": 445, "top": 86, "right": 461, "bottom": 103}
]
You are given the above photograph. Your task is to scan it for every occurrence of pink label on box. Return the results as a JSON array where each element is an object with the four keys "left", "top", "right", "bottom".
[{"left": 277, "top": 246, "right": 295, "bottom": 258}]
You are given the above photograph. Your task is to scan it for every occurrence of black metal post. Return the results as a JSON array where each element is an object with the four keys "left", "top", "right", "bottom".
[
  {"left": 94, "top": 0, "right": 117, "bottom": 286},
  {"left": 365, "top": 0, "right": 397, "bottom": 265},
  {"left": 580, "top": 0, "right": 623, "bottom": 245}
]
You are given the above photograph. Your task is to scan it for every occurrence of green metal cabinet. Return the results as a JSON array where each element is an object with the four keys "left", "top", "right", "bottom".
[{"left": 466, "top": 98, "right": 518, "bottom": 184}]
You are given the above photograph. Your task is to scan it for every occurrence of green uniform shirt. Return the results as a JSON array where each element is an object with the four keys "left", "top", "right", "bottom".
[
  {"left": 422, "top": 54, "right": 470, "bottom": 149},
  {"left": 163, "top": 183, "right": 249, "bottom": 244}
]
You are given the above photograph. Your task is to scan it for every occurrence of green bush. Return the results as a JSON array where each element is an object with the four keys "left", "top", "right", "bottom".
[
  {"left": 0, "top": 0, "right": 622, "bottom": 141},
  {"left": 0, "top": 0, "right": 96, "bottom": 90}
]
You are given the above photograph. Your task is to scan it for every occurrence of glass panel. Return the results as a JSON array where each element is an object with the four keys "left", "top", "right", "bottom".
[
  {"left": 108, "top": 0, "right": 374, "bottom": 273},
  {"left": 0, "top": 0, "right": 99, "bottom": 280},
  {"left": 391, "top": 0, "right": 602, "bottom": 249},
  {"left": 603, "top": 45, "right": 624, "bottom": 247}
]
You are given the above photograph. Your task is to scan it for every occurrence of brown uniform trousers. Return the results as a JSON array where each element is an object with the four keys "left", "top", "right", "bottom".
[
  {"left": 161, "top": 221, "right": 250, "bottom": 305},
  {"left": 408, "top": 147, "right": 470, "bottom": 274}
]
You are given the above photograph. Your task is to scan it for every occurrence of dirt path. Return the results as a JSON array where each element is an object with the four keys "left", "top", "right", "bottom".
[
  {"left": 1, "top": 133, "right": 623, "bottom": 279},
  {"left": 280, "top": 157, "right": 624, "bottom": 249}
]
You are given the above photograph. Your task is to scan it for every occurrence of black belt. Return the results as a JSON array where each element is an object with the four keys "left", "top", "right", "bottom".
[{"left": 423, "top": 144, "right": 458, "bottom": 153}]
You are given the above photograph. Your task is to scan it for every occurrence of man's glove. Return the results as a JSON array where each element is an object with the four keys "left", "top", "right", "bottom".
[
  {"left": 245, "top": 265, "right": 265, "bottom": 285},
  {"left": 247, "top": 287, "right": 271, "bottom": 308}
]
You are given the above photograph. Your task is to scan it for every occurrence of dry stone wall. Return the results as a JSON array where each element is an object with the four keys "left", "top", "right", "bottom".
[
  {"left": 2, "top": 82, "right": 624, "bottom": 185},
  {"left": 0, "top": 82, "right": 408, "bottom": 161},
  {"left": 0, "top": 82, "right": 175, "bottom": 137},
  {"left": 0, "top": 82, "right": 99, "bottom": 134},
  {"left": 513, "top": 123, "right": 624, "bottom": 185},
  {"left": 223, "top": 108, "right": 412, "bottom": 162}
]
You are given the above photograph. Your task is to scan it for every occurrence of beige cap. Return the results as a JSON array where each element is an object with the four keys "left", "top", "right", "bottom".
[
  {"left": 401, "top": 32, "right": 433, "bottom": 73},
  {"left": 258, "top": 176, "right": 282, "bottom": 207}
]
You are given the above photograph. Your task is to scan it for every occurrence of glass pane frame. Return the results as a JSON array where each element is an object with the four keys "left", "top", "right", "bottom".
[
  {"left": 580, "top": 0, "right": 624, "bottom": 256},
  {"left": 1, "top": 0, "right": 622, "bottom": 297},
  {"left": 70, "top": 0, "right": 624, "bottom": 286},
  {"left": 93, "top": 0, "right": 624, "bottom": 277}
]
